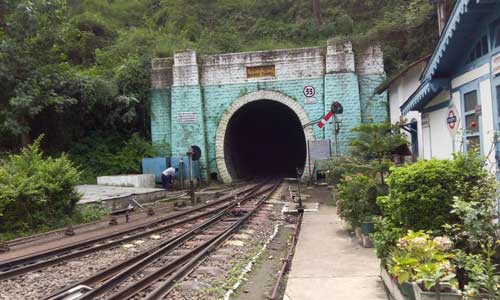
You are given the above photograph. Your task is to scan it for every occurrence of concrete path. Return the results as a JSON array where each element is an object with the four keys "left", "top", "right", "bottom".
[{"left": 284, "top": 205, "right": 388, "bottom": 300}]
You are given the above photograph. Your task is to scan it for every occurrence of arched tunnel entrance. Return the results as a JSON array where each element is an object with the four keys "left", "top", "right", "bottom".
[{"left": 223, "top": 100, "right": 307, "bottom": 179}]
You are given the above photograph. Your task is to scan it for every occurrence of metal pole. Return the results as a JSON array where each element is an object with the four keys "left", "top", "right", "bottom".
[
  {"left": 334, "top": 116, "right": 339, "bottom": 156},
  {"left": 188, "top": 152, "right": 195, "bottom": 206},
  {"left": 308, "top": 140, "right": 312, "bottom": 185},
  {"left": 296, "top": 168, "right": 304, "bottom": 213},
  {"left": 179, "top": 159, "right": 185, "bottom": 190}
]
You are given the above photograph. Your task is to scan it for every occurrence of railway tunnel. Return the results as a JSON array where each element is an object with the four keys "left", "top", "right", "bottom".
[{"left": 223, "top": 99, "right": 307, "bottom": 180}]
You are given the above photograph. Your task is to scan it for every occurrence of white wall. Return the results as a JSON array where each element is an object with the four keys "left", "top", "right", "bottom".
[
  {"left": 422, "top": 114, "right": 432, "bottom": 159},
  {"left": 389, "top": 63, "right": 427, "bottom": 123},
  {"left": 428, "top": 108, "right": 453, "bottom": 159},
  {"left": 479, "top": 79, "right": 497, "bottom": 174},
  {"left": 388, "top": 60, "right": 427, "bottom": 158},
  {"left": 420, "top": 65, "right": 497, "bottom": 173},
  {"left": 422, "top": 91, "right": 453, "bottom": 159}
]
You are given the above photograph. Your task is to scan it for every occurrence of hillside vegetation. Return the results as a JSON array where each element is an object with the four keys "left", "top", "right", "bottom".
[{"left": 0, "top": 0, "right": 441, "bottom": 175}]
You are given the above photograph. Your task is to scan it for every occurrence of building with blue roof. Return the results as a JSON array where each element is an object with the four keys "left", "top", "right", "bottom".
[{"left": 400, "top": 0, "right": 500, "bottom": 174}]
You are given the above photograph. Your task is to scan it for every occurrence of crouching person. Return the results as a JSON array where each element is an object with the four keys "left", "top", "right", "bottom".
[{"left": 161, "top": 166, "right": 176, "bottom": 190}]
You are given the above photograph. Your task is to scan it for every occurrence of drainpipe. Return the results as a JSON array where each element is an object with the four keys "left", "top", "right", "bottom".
[{"left": 431, "top": 0, "right": 448, "bottom": 35}]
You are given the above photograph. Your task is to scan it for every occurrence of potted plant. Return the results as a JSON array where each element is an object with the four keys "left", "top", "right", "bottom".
[
  {"left": 361, "top": 216, "right": 376, "bottom": 235},
  {"left": 413, "top": 263, "right": 461, "bottom": 300},
  {"left": 458, "top": 242, "right": 500, "bottom": 300},
  {"left": 387, "top": 231, "right": 461, "bottom": 300}
]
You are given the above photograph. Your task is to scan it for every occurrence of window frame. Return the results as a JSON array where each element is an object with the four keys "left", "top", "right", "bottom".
[
  {"left": 467, "top": 35, "right": 490, "bottom": 64},
  {"left": 461, "top": 87, "right": 482, "bottom": 153}
]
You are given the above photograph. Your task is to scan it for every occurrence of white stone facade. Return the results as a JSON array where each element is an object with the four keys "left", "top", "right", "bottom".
[{"left": 152, "top": 42, "right": 385, "bottom": 88}]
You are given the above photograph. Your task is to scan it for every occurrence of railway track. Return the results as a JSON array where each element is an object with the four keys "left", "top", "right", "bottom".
[
  {"left": 5, "top": 181, "right": 250, "bottom": 252},
  {"left": 44, "top": 180, "right": 281, "bottom": 300},
  {"left": 0, "top": 182, "right": 262, "bottom": 280},
  {"left": 4, "top": 191, "right": 188, "bottom": 250}
]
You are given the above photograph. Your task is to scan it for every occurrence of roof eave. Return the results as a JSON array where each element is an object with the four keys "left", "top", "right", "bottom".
[
  {"left": 400, "top": 79, "right": 449, "bottom": 114},
  {"left": 420, "top": 0, "right": 470, "bottom": 81}
]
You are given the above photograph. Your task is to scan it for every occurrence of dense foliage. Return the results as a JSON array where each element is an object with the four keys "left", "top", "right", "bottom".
[
  {"left": 0, "top": 138, "right": 81, "bottom": 237},
  {"left": 337, "top": 174, "right": 380, "bottom": 227},
  {"left": 1, "top": 0, "right": 440, "bottom": 154},
  {"left": 333, "top": 123, "right": 407, "bottom": 228},
  {"left": 324, "top": 155, "right": 367, "bottom": 185},
  {"left": 349, "top": 122, "right": 408, "bottom": 184},
  {"left": 372, "top": 152, "right": 499, "bottom": 296},
  {"left": 69, "top": 133, "right": 161, "bottom": 183},
  {"left": 377, "top": 153, "right": 496, "bottom": 232}
]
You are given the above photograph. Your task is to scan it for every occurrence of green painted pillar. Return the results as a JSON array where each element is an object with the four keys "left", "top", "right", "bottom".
[{"left": 170, "top": 51, "right": 209, "bottom": 179}]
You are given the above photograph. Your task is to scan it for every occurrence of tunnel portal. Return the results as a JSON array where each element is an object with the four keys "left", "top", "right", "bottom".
[{"left": 223, "top": 99, "right": 307, "bottom": 180}]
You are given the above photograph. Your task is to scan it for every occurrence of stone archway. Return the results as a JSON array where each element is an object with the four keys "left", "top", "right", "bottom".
[{"left": 215, "top": 90, "right": 315, "bottom": 183}]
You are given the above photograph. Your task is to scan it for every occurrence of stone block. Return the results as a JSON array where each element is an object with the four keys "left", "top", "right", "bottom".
[{"left": 97, "top": 174, "right": 155, "bottom": 188}]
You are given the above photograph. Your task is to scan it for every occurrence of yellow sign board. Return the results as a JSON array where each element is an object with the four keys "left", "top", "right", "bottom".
[{"left": 246, "top": 65, "right": 276, "bottom": 78}]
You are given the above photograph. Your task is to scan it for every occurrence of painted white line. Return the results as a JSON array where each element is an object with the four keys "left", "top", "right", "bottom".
[{"left": 223, "top": 222, "right": 281, "bottom": 300}]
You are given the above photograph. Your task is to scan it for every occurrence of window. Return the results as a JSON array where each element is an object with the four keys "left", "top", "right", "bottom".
[
  {"left": 482, "top": 36, "right": 489, "bottom": 55},
  {"left": 495, "top": 24, "right": 500, "bottom": 48},
  {"left": 410, "top": 121, "right": 418, "bottom": 157},
  {"left": 467, "top": 35, "right": 489, "bottom": 63},
  {"left": 463, "top": 90, "right": 481, "bottom": 151}
]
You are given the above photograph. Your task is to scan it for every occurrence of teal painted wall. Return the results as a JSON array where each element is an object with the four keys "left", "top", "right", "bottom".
[
  {"left": 359, "top": 74, "right": 388, "bottom": 123},
  {"left": 151, "top": 72, "right": 388, "bottom": 178},
  {"left": 324, "top": 73, "right": 361, "bottom": 154},
  {"left": 170, "top": 85, "right": 208, "bottom": 176},
  {"left": 150, "top": 88, "right": 171, "bottom": 155}
]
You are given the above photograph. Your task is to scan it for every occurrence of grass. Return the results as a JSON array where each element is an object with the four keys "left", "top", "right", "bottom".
[{"left": 0, "top": 204, "right": 110, "bottom": 241}]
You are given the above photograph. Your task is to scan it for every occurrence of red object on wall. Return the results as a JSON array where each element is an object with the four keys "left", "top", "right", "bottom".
[{"left": 317, "top": 111, "right": 334, "bottom": 128}]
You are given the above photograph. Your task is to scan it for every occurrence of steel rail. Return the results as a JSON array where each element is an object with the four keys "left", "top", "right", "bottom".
[
  {"left": 270, "top": 211, "right": 303, "bottom": 299},
  {"left": 105, "top": 180, "right": 281, "bottom": 300},
  {"left": 0, "top": 183, "right": 260, "bottom": 279},
  {"left": 142, "top": 180, "right": 281, "bottom": 300},
  {"left": 5, "top": 192, "right": 188, "bottom": 249},
  {"left": 43, "top": 182, "right": 272, "bottom": 300}
]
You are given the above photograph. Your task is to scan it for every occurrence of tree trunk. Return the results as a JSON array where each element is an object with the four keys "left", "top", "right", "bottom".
[
  {"left": 312, "top": 0, "right": 322, "bottom": 27},
  {"left": 20, "top": 131, "right": 31, "bottom": 148},
  {"left": 19, "top": 116, "right": 31, "bottom": 147}
]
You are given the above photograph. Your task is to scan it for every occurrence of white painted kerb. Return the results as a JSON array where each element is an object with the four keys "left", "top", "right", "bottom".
[{"left": 215, "top": 90, "right": 315, "bottom": 183}]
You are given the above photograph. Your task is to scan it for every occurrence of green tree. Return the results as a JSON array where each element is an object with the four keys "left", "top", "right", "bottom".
[
  {"left": 0, "top": 0, "right": 77, "bottom": 146},
  {"left": 349, "top": 123, "right": 408, "bottom": 183}
]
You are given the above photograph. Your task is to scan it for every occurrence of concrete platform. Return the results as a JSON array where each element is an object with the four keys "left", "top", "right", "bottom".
[
  {"left": 97, "top": 174, "right": 156, "bottom": 188},
  {"left": 76, "top": 185, "right": 184, "bottom": 209},
  {"left": 284, "top": 205, "right": 388, "bottom": 300}
]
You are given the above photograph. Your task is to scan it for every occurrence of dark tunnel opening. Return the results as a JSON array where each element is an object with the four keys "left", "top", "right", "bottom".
[{"left": 224, "top": 99, "right": 307, "bottom": 179}]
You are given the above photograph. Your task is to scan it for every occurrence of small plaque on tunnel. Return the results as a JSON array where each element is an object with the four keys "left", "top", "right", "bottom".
[
  {"left": 177, "top": 112, "right": 197, "bottom": 124},
  {"left": 246, "top": 65, "right": 275, "bottom": 79}
]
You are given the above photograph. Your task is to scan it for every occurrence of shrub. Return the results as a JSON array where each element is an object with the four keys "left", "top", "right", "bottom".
[
  {"left": 0, "top": 137, "right": 81, "bottom": 236},
  {"left": 373, "top": 216, "right": 403, "bottom": 264},
  {"left": 337, "top": 174, "right": 381, "bottom": 227},
  {"left": 324, "top": 155, "right": 369, "bottom": 185},
  {"left": 457, "top": 242, "right": 500, "bottom": 299},
  {"left": 377, "top": 153, "right": 495, "bottom": 232},
  {"left": 349, "top": 123, "right": 408, "bottom": 162}
]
